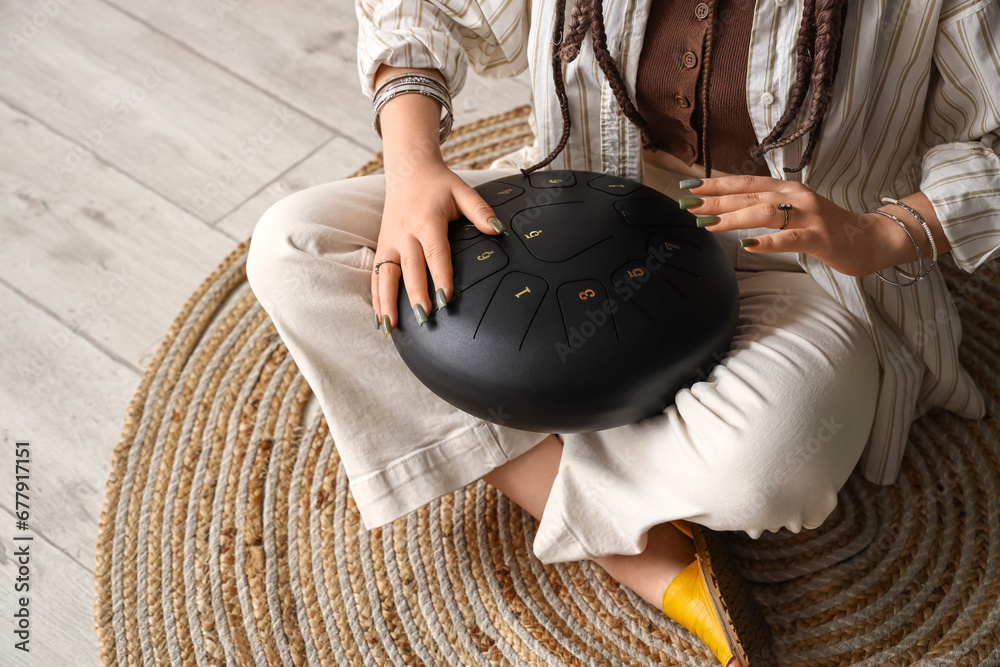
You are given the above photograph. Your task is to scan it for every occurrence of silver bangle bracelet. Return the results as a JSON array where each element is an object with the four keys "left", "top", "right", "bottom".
[
  {"left": 870, "top": 209, "right": 925, "bottom": 287},
  {"left": 373, "top": 88, "right": 453, "bottom": 142},
  {"left": 881, "top": 197, "right": 937, "bottom": 280},
  {"left": 376, "top": 72, "right": 449, "bottom": 97},
  {"left": 372, "top": 73, "right": 453, "bottom": 144}
]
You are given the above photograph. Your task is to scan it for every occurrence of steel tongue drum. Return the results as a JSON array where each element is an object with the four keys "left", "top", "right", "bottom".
[{"left": 391, "top": 169, "right": 739, "bottom": 432}]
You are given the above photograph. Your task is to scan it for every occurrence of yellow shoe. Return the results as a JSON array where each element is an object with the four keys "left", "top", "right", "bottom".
[
  {"left": 662, "top": 521, "right": 775, "bottom": 667},
  {"left": 661, "top": 560, "right": 738, "bottom": 666}
]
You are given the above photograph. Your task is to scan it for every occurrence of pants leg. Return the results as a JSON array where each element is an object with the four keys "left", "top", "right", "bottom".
[
  {"left": 533, "top": 270, "right": 880, "bottom": 563},
  {"left": 246, "top": 168, "right": 548, "bottom": 530},
  {"left": 248, "top": 165, "right": 881, "bottom": 565}
]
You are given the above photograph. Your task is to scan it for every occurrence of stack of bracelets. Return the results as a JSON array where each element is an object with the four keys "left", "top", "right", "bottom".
[
  {"left": 871, "top": 197, "right": 939, "bottom": 287},
  {"left": 372, "top": 72, "right": 453, "bottom": 145}
]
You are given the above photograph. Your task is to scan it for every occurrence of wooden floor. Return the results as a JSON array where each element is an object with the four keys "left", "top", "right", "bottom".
[{"left": 0, "top": 1, "right": 531, "bottom": 663}]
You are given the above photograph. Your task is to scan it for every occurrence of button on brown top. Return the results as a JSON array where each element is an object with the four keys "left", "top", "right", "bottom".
[{"left": 635, "top": 0, "right": 769, "bottom": 175}]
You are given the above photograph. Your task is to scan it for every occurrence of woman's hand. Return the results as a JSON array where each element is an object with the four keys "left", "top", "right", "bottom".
[
  {"left": 373, "top": 160, "right": 506, "bottom": 333},
  {"left": 680, "top": 175, "right": 902, "bottom": 277}
]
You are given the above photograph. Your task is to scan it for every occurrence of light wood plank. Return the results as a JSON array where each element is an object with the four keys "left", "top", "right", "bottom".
[
  {"left": 216, "top": 135, "right": 376, "bottom": 240},
  {"left": 0, "top": 0, "right": 332, "bottom": 221},
  {"left": 215, "top": 87, "right": 533, "bottom": 242},
  {"left": 0, "top": 280, "right": 145, "bottom": 666},
  {"left": 0, "top": 99, "right": 238, "bottom": 368},
  {"left": 107, "top": 0, "right": 533, "bottom": 136},
  {"left": 0, "top": 281, "right": 139, "bottom": 574},
  {"left": 0, "top": 528, "right": 101, "bottom": 667}
]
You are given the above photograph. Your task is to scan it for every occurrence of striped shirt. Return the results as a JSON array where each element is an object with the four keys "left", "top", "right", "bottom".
[{"left": 356, "top": 0, "right": 1000, "bottom": 485}]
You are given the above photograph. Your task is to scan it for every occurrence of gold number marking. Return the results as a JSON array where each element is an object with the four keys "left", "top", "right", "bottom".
[
  {"left": 627, "top": 268, "right": 645, "bottom": 278},
  {"left": 515, "top": 287, "right": 531, "bottom": 298},
  {"left": 496, "top": 188, "right": 513, "bottom": 195},
  {"left": 477, "top": 250, "right": 494, "bottom": 261},
  {"left": 547, "top": 178, "right": 563, "bottom": 184},
  {"left": 579, "top": 289, "right": 596, "bottom": 300},
  {"left": 524, "top": 230, "right": 543, "bottom": 239},
  {"left": 608, "top": 183, "right": 625, "bottom": 188}
]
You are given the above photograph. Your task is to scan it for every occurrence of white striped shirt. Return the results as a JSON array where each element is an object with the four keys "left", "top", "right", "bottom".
[{"left": 356, "top": 0, "right": 1000, "bottom": 485}]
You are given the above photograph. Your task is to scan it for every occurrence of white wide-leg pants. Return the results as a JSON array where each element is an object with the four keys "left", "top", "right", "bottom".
[{"left": 246, "top": 162, "right": 880, "bottom": 564}]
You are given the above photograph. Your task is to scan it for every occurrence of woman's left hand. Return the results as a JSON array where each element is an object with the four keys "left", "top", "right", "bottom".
[{"left": 682, "top": 175, "right": 886, "bottom": 278}]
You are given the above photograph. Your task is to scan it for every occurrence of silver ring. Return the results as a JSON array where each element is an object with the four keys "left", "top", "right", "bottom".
[
  {"left": 777, "top": 203, "right": 792, "bottom": 229},
  {"left": 373, "top": 259, "right": 400, "bottom": 275}
]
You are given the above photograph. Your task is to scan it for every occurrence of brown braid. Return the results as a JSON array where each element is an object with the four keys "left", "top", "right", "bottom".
[
  {"left": 754, "top": 0, "right": 818, "bottom": 157},
  {"left": 588, "top": 0, "right": 658, "bottom": 147},
  {"left": 700, "top": 0, "right": 717, "bottom": 177},
  {"left": 557, "top": 0, "right": 592, "bottom": 62},
  {"left": 522, "top": 0, "right": 574, "bottom": 174},
  {"left": 753, "top": 0, "right": 850, "bottom": 171},
  {"left": 521, "top": 0, "right": 851, "bottom": 177}
]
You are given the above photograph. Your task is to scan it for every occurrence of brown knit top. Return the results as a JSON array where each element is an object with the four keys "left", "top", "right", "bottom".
[{"left": 635, "top": 0, "right": 769, "bottom": 176}]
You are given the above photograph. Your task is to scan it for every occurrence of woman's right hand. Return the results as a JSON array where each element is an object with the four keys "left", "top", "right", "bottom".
[
  {"left": 373, "top": 160, "right": 507, "bottom": 333},
  {"left": 371, "top": 65, "right": 507, "bottom": 334}
]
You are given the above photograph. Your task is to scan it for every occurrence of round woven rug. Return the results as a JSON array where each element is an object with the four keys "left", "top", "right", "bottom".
[{"left": 95, "top": 106, "right": 1000, "bottom": 666}]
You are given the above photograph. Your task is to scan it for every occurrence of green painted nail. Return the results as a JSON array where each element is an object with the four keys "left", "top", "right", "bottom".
[
  {"left": 679, "top": 178, "right": 703, "bottom": 190},
  {"left": 696, "top": 216, "right": 719, "bottom": 227},
  {"left": 375, "top": 313, "right": 380, "bottom": 329},
  {"left": 678, "top": 197, "right": 703, "bottom": 210},
  {"left": 413, "top": 303, "right": 428, "bottom": 326},
  {"left": 740, "top": 238, "right": 759, "bottom": 248},
  {"left": 435, "top": 288, "right": 449, "bottom": 310},
  {"left": 381, "top": 314, "right": 392, "bottom": 336},
  {"left": 488, "top": 217, "right": 509, "bottom": 235}
]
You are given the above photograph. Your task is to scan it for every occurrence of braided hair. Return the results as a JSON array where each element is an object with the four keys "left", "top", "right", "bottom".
[{"left": 521, "top": 0, "right": 851, "bottom": 177}]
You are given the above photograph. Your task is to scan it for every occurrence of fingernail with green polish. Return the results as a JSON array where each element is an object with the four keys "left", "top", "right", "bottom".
[
  {"left": 740, "top": 238, "right": 760, "bottom": 248},
  {"left": 413, "top": 303, "right": 428, "bottom": 326},
  {"left": 679, "top": 178, "right": 703, "bottom": 190},
  {"left": 678, "top": 197, "right": 703, "bottom": 210},
  {"left": 696, "top": 216, "right": 718, "bottom": 227},
  {"left": 375, "top": 313, "right": 380, "bottom": 329},
  {"left": 488, "top": 217, "right": 509, "bottom": 235},
  {"left": 381, "top": 314, "right": 392, "bottom": 336},
  {"left": 435, "top": 288, "right": 449, "bottom": 310}
]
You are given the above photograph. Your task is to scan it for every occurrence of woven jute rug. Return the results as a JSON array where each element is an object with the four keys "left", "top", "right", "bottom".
[{"left": 95, "top": 105, "right": 1000, "bottom": 666}]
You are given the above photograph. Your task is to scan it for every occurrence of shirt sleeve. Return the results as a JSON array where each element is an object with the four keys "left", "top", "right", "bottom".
[
  {"left": 918, "top": 0, "right": 1000, "bottom": 274},
  {"left": 355, "top": 0, "right": 529, "bottom": 100}
]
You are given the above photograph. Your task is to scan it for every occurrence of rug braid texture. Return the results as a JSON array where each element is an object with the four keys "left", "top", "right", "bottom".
[{"left": 95, "top": 105, "right": 1000, "bottom": 666}]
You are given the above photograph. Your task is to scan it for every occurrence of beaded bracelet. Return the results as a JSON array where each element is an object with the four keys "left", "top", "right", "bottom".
[
  {"left": 372, "top": 73, "right": 454, "bottom": 144},
  {"left": 871, "top": 209, "right": 925, "bottom": 287},
  {"left": 881, "top": 197, "right": 937, "bottom": 281}
]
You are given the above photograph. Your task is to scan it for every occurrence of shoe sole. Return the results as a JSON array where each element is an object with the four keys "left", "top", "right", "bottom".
[{"left": 690, "top": 524, "right": 776, "bottom": 667}]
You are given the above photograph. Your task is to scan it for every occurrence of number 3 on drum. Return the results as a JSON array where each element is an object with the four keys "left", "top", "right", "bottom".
[{"left": 578, "top": 289, "right": 596, "bottom": 300}]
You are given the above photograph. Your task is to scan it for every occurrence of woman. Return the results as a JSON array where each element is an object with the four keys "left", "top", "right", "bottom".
[{"left": 246, "top": 0, "right": 999, "bottom": 664}]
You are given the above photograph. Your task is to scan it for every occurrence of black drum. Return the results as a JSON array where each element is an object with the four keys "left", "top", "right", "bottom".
[{"left": 392, "top": 169, "right": 739, "bottom": 432}]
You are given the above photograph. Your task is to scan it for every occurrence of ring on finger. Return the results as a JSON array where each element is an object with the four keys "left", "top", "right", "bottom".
[
  {"left": 374, "top": 259, "right": 401, "bottom": 275},
  {"left": 777, "top": 203, "right": 792, "bottom": 230}
]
